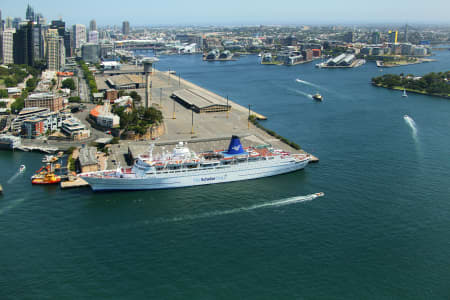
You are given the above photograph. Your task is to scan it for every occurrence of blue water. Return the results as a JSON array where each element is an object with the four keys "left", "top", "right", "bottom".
[{"left": 1, "top": 50, "right": 450, "bottom": 299}]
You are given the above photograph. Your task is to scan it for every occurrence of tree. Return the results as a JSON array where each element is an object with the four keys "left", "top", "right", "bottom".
[
  {"left": 62, "top": 78, "right": 76, "bottom": 90},
  {"left": 0, "top": 89, "right": 8, "bottom": 98},
  {"left": 68, "top": 96, "right": 81, "bottom": 103}
]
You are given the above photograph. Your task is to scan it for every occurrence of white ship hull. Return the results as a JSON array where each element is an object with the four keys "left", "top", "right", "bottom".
[{"left": 82, "top": 158, "right": 308, "bottom": 191}]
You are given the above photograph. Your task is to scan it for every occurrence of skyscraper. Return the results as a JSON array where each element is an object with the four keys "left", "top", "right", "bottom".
[
  {"left": 371, "top": 31, "right": 381, "bottom": 44},
  {"left": 89, "top": 20, "right": 97, "bottom": 32},
  {"left": 46, "top": 28, "right": 65, "bottom": 71},
  {"left": 88, "top": 31, "right": 99, "bottom": 43},
  {"left": 122, "top": 21, "right": 130, "bottom": 35},
  {"left": 72, "top": 24, "right": 86, "bottom": 49},
  {"left": 404, "top": 24, "right": 408, "bottom": 43},
  {"left": 13, "top": 22, "right": 34, "bottom": 65},
  {"left": 388, "top": 30, "right": 398, "bottom": 44},
  {"left": 26, "top": 5, "right": 35, "bottom": 22},
  {"left": 1, "top": 28, "right": 16, "bottom": 64}
]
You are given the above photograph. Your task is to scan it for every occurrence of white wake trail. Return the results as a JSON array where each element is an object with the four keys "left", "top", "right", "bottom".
[
  {"left": 296, "top": 78, "right": 321, "bottom": 89},
  {"left": 0, "top": 198, "right": 25, "bottom": 216},
  {"left": 161, "top": 193, "right": 324, "bottom": 223},
  {"left": 7, "top": 171, "right": 22, "bottom": 184},
  {"left": 404, "top": 115, "right": 418, "bottom": 141}
]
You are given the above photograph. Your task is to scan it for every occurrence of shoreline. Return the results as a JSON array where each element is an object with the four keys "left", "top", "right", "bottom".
[{"left": 371, "top": 83, "right": 450, "bottom": 99}]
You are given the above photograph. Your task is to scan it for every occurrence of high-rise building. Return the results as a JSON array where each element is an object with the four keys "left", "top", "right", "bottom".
[
  {"left": 122, "top": 21, "right": 130, "bottom": 35},
  {"left": 388, "top": 30, "right": 398, "bottom": 44},
  {"left": 1, "top": 28, "right": 16, "bottom": 64},
  {"left": 64, "top": 31, "right": 72, "bottom": 57},
  {"left": 89, "top": 19, "right": 97, "bottom": 31},
  {"left": 0, "top": 9, "right": 3, "bottom": 32},
  {"left": 344, "top": 31, "right": 355, "bottom": 43},
  {"left": 82, "top": 43, "right": 100, "bottom": 63},
  {"left": 36, "top": 13, "right": 45, "bottom": 25},
  {"left": 13, "top": 22, "right": 34, "bottom": 66},
  {"left": 5, "top": 17, "right": 13, "bottom": 29},
  {"left": 32, "top": 24, "right": 45, "bottom": 62},
  {"left": 404, "top": 24, "right": 408, "bottom": 43},
  {"left": 46, "top": 28, "right": 65, "bottom": 71},
  {"left": 88, "top": 30, "right": 99, "bottom": 43},
  {"left": 50, "top": 20, "right": 65, "bottom": 37},
  {"left": 371, "top": 31, "right": 381, "bottom": 44},
  {"left": 26, "top": 5, "right": 35, "bottom": 22},
  {"left": 72, "top": 24, "right": 86, "bottom": 49},
  {"left": 12, "top": 18, "right": 21, "bottom": 30}
]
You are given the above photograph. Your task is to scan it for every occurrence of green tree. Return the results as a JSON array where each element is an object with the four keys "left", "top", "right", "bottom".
[
  {"left": 0, "top": 89, "right": 8, "bottom": 98},
  {"left": 62, "top": 78, "right": 76, "bottom": 90}
]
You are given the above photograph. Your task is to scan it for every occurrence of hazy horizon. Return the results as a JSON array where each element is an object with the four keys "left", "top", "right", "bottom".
[{"left": 2, "top": 0, "right": 450, "bottom": 27}]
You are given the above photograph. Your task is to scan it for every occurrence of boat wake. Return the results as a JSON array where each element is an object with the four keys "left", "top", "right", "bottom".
[
  {"left": 157, "top": 193, "right": 324, "bottom": 223},
  {"left": 289, "top": 88, "right": 313, "bottom": 99},
  {"left": 0, "top": 198, "right": 25, "bottom": 216},
  {"left": 296, "top": 78, "right": 321, "bottom": 89},
  {"left": 7, "top": 170, "right": 23, "bottom": 184},
  {"left": 404, "top": 115, "right": 418, "bottom": 141}
]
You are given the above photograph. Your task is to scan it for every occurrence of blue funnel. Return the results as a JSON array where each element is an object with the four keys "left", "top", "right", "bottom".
[{"left": 227, "top": 135, "right": 245, "bottom": 155}]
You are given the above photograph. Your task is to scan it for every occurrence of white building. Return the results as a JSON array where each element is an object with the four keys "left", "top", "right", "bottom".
[
  {"left": 0, "top": 28, "right": 16, "bottom": 64},
  {"left": 88, "top": 30, "right": 99, "bottom": 44},
  {"left": 46, "top": 29, "right": 66, "bottom": 71},
  {"left": 72, "top": 24, "right": 86, "bottom": 49}
]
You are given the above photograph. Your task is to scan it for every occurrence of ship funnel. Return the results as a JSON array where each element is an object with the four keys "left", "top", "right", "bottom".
[{"left": 227, "top": 135, "right": 245, "bottom": 155}]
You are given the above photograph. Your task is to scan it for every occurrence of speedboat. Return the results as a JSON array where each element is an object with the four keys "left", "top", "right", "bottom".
[
  {"left": 312, "top": 93, "right": 323, "bottom": 101},
  {"left": 19, "top": 165, "right": 26, "bottom": 173}
]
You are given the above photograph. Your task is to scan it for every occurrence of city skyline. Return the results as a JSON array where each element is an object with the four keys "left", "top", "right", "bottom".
[{"left": 2, "top": 0, "right": 450, "bottom": 26}]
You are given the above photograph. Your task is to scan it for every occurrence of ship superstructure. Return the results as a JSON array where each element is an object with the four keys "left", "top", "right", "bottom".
[{"left": 79, "top": 136, "right": 310, "bottom": 191}]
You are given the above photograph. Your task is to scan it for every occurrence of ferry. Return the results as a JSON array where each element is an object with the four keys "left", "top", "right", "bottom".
[{"left": 79, "top": 136, "right": 310, "bottom": 191}]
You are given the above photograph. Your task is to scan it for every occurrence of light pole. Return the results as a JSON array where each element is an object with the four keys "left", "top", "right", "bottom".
[
  {"left": 226, "top": 95, "right": 229, "bottom": 119},
  {"left": 168, "top": 68, "right": 171, "bottom": 85},
  {"left": 178, "top": 73, "right": 181, "bottom": 87},
  {"left": 248, "top": 104, "right": 252, "bottom": 130},
  {"left": 191, "top": 105, "right": 195, "bottom": 134},
  {"left": 160, "top": 88, "right": 162, "bottom": 107},
  {"left": 172, "top": 98, "right": 176, "bottom": 119}
]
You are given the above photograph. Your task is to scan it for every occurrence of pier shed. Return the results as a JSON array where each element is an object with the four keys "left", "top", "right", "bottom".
[
  {"left": 171, "top": 89, "right": 231, "bottom": 113},
  {"left": 77, "top": 146, "right": 99, "bottom": 173}
]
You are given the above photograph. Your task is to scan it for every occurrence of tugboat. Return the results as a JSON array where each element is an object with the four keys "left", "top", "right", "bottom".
[
  {"left": 312, "top": 93, "right": 323, "bottom": 101},
  {"left": 31, "top": 165, "right": 61, "bottom": 185}
]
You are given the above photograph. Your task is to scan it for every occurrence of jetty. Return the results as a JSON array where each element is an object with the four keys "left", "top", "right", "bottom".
[{"left": 60, "top": 177, "right": 89, "bottom": 189}]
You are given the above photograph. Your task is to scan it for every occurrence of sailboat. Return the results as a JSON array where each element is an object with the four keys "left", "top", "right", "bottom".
[{"left": 402, "top": 89, "right": 408, "bottom": 97}]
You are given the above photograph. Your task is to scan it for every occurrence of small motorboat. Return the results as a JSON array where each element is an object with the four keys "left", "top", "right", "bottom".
[
  {"left": 312, "top": 93, "right": 323, "bottom": 101},
  {"left": 19, "top": 165, "right": 26, "bottom": 173}
]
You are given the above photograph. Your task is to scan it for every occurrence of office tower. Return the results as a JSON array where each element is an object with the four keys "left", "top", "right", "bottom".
[
  {"left": 5, "top": 17, "right": 13, "bottom": 29},
  {"left": 371, "top": 31, "right": 381, "bottom": 44},
  {"left": 13, "top": 22, "right": 34, "bottom": 65},
  {"left": 12, "top": 18, "right": 21, "bottom": 30},
  {"left": 88, "top": 30, "right": 99, "bottom": 43},
  {"left": 404, "top": 24, "right": 408, "bottom": 43},
  {"left": 72, "top": 24, "right": 86, "bottom": 49},
  {"left": 89, "top": 19, "right": 97, "bottom": 31},
  {"left": 1, "top": 28, "right": 16, "bottom": 64},
  {"left": 64, "top": 31, "right": 72, "bottom": 57},
  {"left": 344, "top": 31, "right": 354, "bottom": 43},
  {"left": 46, "top": 28, "right": 65, "bottom": 71},
  {"left": 388, "top": 30, "right": 398, "bottom": 44},
  {"left": 122, "top": 21, "right": 130, "bottom": 35},
  {"left": 26, "top": 5, "right": 35, "bottom": 22}
]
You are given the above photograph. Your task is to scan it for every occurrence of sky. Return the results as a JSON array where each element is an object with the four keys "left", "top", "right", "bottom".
[{"left": 2, "top": 0, "right": 450, "bottom": 26}]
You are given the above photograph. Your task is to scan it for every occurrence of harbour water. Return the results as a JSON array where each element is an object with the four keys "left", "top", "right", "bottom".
[{"left": 1, "top": 50, "right": 450, "bottom": 299}]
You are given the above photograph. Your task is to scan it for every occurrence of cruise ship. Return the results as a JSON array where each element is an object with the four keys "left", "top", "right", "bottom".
[{"left": 79, "top": 136, "right": 310, "bottom": 191}]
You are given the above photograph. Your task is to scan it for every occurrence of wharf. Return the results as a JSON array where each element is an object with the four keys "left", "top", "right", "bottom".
[
  {"left": 159, "top": 70, "right": 267, "bottom": 120},
  {"left": 60, "top": 177, "right": 89, "bottom": 189},
  {"left": 16, "top": 146, "right": 59, "bottom": 153}
]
